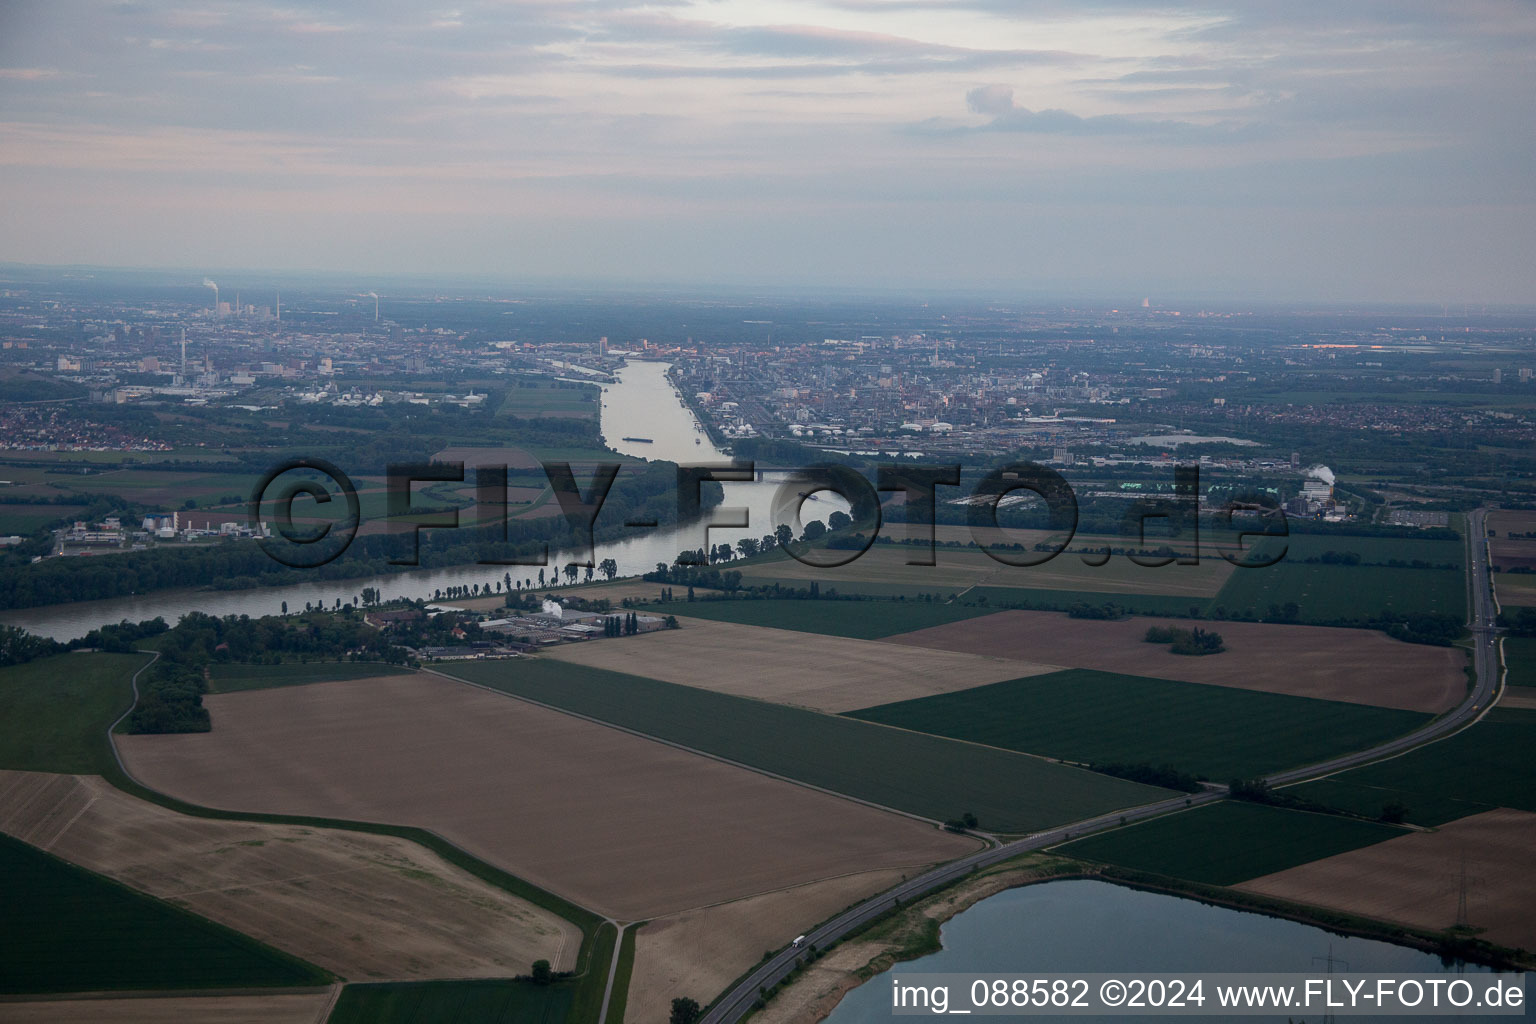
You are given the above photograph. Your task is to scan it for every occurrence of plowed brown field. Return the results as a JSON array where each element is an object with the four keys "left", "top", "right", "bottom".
[
  {"left": 1237, "top": 808, "right": 1536, "bottom": 951},
  {"left": 886, "top": 610, "right": 1463, "bottom": 712}
]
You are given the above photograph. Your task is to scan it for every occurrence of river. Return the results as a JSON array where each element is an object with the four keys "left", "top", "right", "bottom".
[
  {"left": 824, "top": 880, "right": 1506, "bottom": 1024},
  {"left": 3, "top": 359, "right": 844, "bottom": 640}
]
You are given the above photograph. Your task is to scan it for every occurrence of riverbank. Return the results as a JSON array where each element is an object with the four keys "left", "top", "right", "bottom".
[{"left": 744, "top": 853, "right": 1534, "bottom": 1024}]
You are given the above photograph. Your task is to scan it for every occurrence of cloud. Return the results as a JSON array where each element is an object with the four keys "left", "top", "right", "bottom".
[
  {"left": 950, "top": 85, "right": 1224, "bottom": 138},
  {"left": 966, "top": 84, "right": 1014, "bottom": 116}
]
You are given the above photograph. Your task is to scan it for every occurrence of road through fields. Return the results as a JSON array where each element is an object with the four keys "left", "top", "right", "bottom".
[{"left": 698, "top": 509, "right": 1504, "bottom": 1024}]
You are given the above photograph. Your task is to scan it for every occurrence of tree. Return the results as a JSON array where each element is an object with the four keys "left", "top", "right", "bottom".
[
  {"left": 281, "top": 601, "right": 287, "bottom": 615},
  {"left": 775, "top": 523, "right": 793, "bottom": 548},
  {"left": 671, "top": 997, "right": 702, "bottom": 1024},
  {"left": 599, "top": 557, "right": 619, "bottom": 581},
  {"left": 828, "top": 510, "right": 851, "bottom": 532},
  {"left": 801, "top": 520, "right": 826, "bottom": 543},
  {"left": 563, "top": 563, "right": 579, "bottom": 583},
  {"left": 736, "top": 537, "right": 759, "bottom": 559},
  {"left": 530, "top": 959, "right": 552, "bottom": 985}
]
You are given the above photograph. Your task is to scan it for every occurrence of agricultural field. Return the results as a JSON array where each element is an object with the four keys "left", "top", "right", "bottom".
[
  {"left": 0, "top": 652, "right": 150, "bottom": 774},
  {"left": 735, "top": 543, "right": 1234, "bottom": 600},
  {"left": 1489, "top": 510, "right": 1536, "bottom": 572},
  {"left": 1237, "top": 808, "right": 1536, "bottom": 953},
  {"left": 969, "top": 588, "right": 1206, "bottom": 617},
  {"left": 1210, "top": 535, "right": 1465, "bottom": 623},
  {"left": 626, "top": 867, "right": 909, "bottom": 1024},
  {"left": 44, "top": 467, "right": 261, "bottom": 509},
  {"left": 544, "top": 617, "right": 1055, "bottom": 711},
  {"left": 848, "top": 669, "right": 1431, "bottom": 781},
  {"left": 1504, "top": 637, "right": 1536, "bottom": 689},
  {"left": 0, "top": 502, "right": 85, "bottom": 534},
  {"left": 0, "top": 770, "right": 580, "bottom": 980},
  {"left": 1494, "top": 571, "right": 1536, "bottom": 607},
  {"left": 0, "top": 991, "right": 335, "bottom": 1023},
  {"left": 329, "top": 979, "right": 572, "bottom": 1024},
  {"left": 1055, "top": 802, "right": 1407, "bottom": 886},
  {"left": 118, "top": 672, "right": 973, "bottom": 920},
  {"left": 445, "top": 658, "right": 1170, "bottom": 834},
  {"left": 1274, "top": 533, "right": 1464, "bottom": 569},
  {"left": 885, "top": 610, "right": 1465, "bottom": 712},
  {"left": 638, "top": 597, "right": 999, "bottom": 638},
  {"left": 207, "top": 661, "right": 414, "bottom": 693},
  {"left": 0, "top": 831, "right": 327, "bottom": 994},
  {"left": 497, "top": 382, "right": 600, "bottom": 420},
  {"left": 1287, "top": 708, "right": 1536, "bottom": 826}
]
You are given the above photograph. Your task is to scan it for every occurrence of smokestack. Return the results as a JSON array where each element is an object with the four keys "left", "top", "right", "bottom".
[
  {"left": 203, "top": 278, "right": 219, "bottom": 315},
  {"left": 276, "top": 290, "right": 281, "bottom": 321},
  {"left": 368, "top": 291, "right": 379, "bottom": 321}
]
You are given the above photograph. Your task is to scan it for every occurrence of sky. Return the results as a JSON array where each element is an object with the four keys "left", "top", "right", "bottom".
[{"left": 1, "top": 0, "right": 1533, "bottom": 302}]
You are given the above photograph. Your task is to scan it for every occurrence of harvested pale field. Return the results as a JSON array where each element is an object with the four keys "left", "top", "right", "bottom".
[
  {"left": 0, "top": 991, "right": 335, "bottom": 1023},
  {"left": 887, "top": 610, "right": 1464, "bottom": 712},
  {"left": 625, "top": 868, "right": 907, "bottom": 1024},
  {"left": 1500, "top": 686, "right": 1536, "bottom": 710},
  {"left": 1237, "top": 808, "right": 1536, "bottom": 952},
  {"left": 738, "top": 544, "right": 1233, "bottom": 598},
  {"left": 544, "top": 618, "right": 1059, "bottom": 712},
  {"left": 0, "top": 770, "right": 580, "bottom": 979},
  {"left": 119, "top": 674, "right": 973, "bottom": 921}
]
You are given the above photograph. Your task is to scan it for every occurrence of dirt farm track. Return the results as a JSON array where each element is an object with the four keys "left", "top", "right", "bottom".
[{"left": 118, "top": 673, "right": 975, "bottom": 921}]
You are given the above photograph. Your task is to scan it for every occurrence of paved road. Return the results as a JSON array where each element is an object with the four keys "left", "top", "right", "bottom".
[{"left": 701, "top": 511, "right": 1504, "bottom": 1024}]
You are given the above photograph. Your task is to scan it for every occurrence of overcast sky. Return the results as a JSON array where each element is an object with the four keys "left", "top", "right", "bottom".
[{"left": 1, "top": 0, "right": 1533, "bottom": 302}]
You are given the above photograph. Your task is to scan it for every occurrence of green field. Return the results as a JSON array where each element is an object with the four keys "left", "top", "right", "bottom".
[
  {"left": 498, "top": 383, "right": 599, "bottom": 420},
  {"left": 847, "top": 669, "right": 1430, "bottom": 781},
  {"left": 639, "top": 598, "right": 999, "bottom": 639},
  {"left": 207, "top": 660, "right": 414, "bottom": 693},
  {"left": 1212, "top": 549, "right": 1464, "bottom": 623},
  {"left": 442, "top": 659, "right": 1170, "bottom": 834},
  {"left": 1502, "top": 637, "right": 1536, "bottom": 688},
  {"left": 972, "top": 588, "right": 1207, "bottom": 618},
  {"left": 1276, "top": 534, "right": 1464, "bottom": 569},
  {"left": 0, "top": 652, "right": 150, "bottom": 773},
  {"left": 0, "top": 832, "right": 328, "bottom": 994},
  {"left": 1055, "top": 802, "right": 1407, "bottom": 885},
  {"left": 328, "top": 979, "right": 573, "bottom": 1024},
  {"left": 1288, "top": 708, "right": 1536, "bottom": 826},
  {"left": 1210, "top": 533, "right": 1467, "bottom": 623},
  {"left": 0, "top": 503, "right": 85, "bottom": 533}
]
